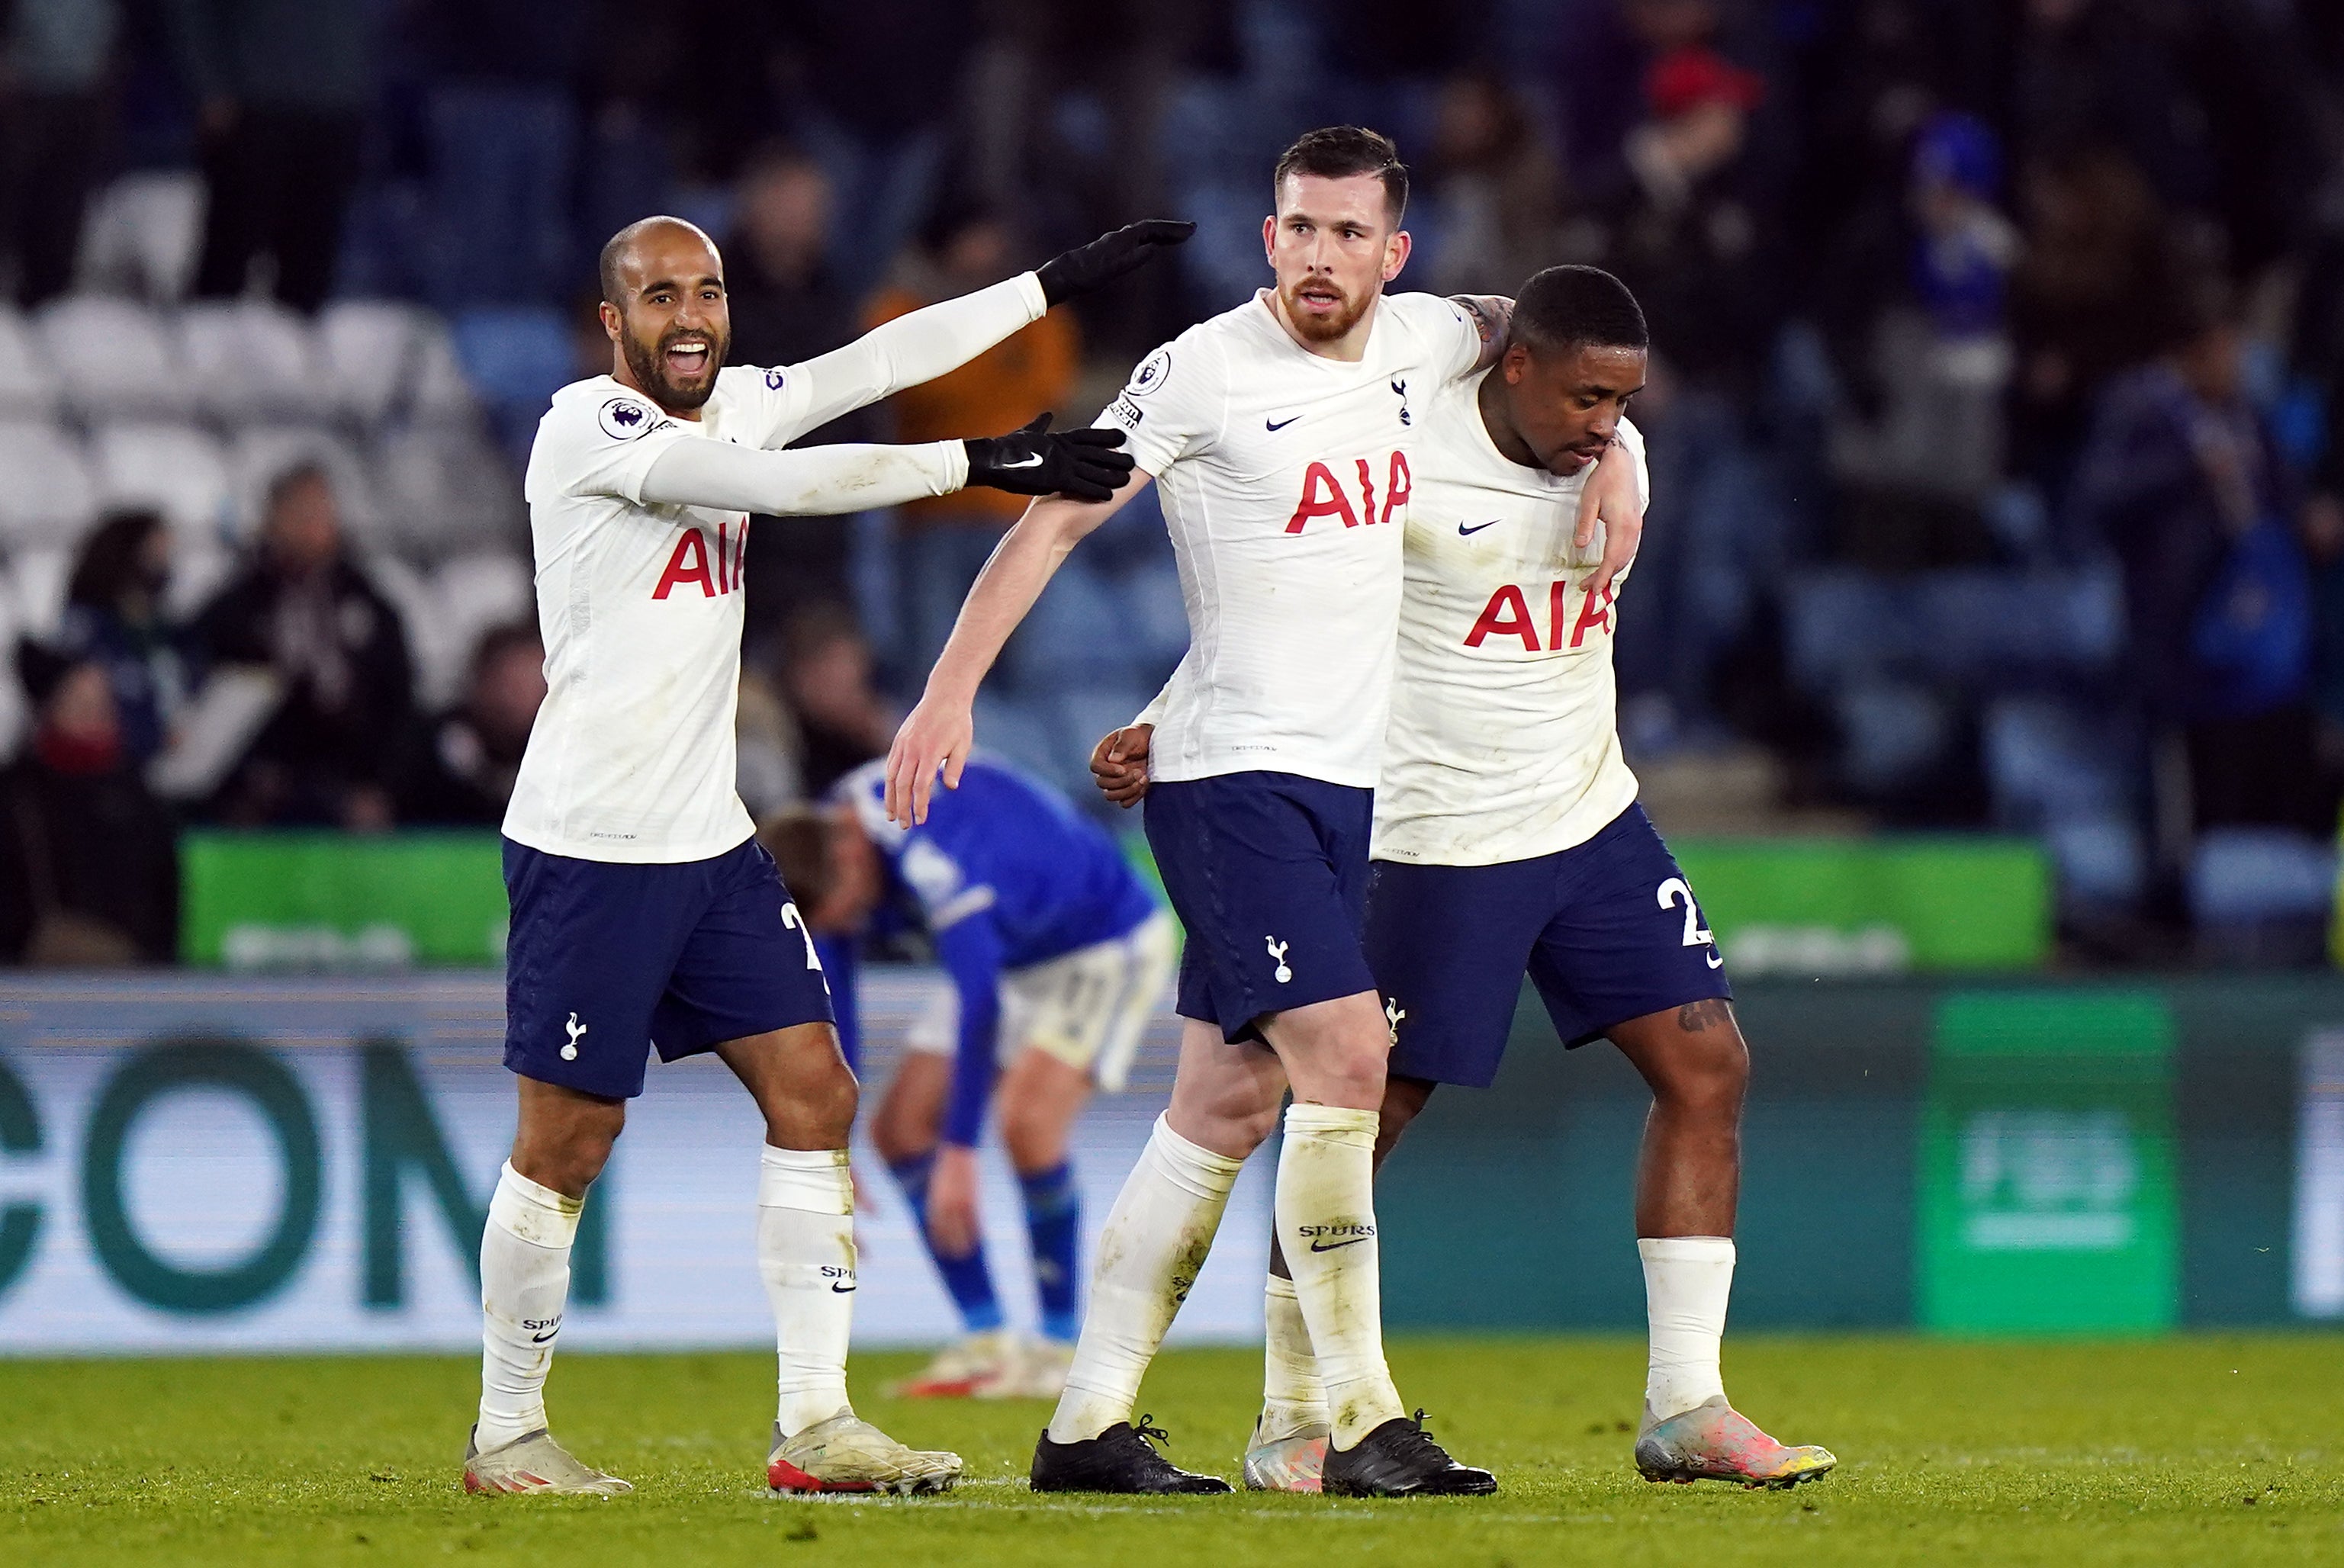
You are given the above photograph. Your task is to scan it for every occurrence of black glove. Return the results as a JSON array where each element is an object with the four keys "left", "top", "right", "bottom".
[
  {"left": 1034, "top": 219, "right": 1197, "bottom": 307},
  {"left": 964, "top": 414, "right": 1137, "bottom": 503}
]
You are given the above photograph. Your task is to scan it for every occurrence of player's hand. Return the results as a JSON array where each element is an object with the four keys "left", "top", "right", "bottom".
[
  {"left": 965, "top": 413, "right": 1137, "bottom": 503},
  {"left": 1576, "top": 439, "right": 1645, "bottom": 600},
  {"left": 1089, "top": 724, "right": 1154, "bottom": 809},
  {"left": 1035, "top": 219, "right": 1196, "bottom": 306},
  {"left": 885, "top": 692, "right": 973, "bottom": 826},
  {"left": 927, "top": 1145, "right": 982, "bottom": 1258}
]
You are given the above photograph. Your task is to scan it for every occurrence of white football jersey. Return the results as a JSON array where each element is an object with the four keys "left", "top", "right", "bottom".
[
  {"left": 506, "top": 365, "right": 836, "bottom": 863},
  {"left": 1098, "top": 289, "right": 1484, "bottom": 786},
  {"left": 1371, "top": 372, "right": 1649, "bottom": 866}
]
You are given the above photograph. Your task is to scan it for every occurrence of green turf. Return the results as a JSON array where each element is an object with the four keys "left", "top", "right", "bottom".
[{"left": 3, "top": 1335, "right": 2340, "bottom": 1566}]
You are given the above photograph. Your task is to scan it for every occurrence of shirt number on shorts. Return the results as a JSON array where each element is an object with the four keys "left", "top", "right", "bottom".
[
  {"left": 1657, "top": 877, "right": 1722, "bottom": 968},
  {"left": 780, "top": 902, "right": 823, "bottom": 971}
]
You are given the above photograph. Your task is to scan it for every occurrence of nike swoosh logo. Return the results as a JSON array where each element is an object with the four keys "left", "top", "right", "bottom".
[
  {"left": 1309, "top": 1235, "right": 1372, "bottom": 1253},
  {"left": 1265, "top": 416, "right": 1302, "bottom": 431},
  {"left": 1458, "top": 520, "right": 1502, "bottom": 536},
  {"left": 998, "top": 453, "right": 1045, "bottom": 469},
  {"left": 830, "top": 1282, "right": 857, "bottom": 1293},
  {"left": 530, "top": 1329, "right": 558, "bottom": 1342}
]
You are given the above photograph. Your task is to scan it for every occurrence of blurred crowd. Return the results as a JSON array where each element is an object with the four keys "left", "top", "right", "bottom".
[{"left": 3, "top": 0, "right": 2344, "bottom": 966}]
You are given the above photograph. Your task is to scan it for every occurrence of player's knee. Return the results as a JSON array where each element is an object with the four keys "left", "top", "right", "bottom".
[
  {"left": 1658, "top": 1025, "right": 1748, "bottom": 1119},
  {"left": 998, "top": 1100, "right": 1062, "bottom": 1170},
  {"left": 771, "top": 1058, "right": 859, "bottom": 1147}
]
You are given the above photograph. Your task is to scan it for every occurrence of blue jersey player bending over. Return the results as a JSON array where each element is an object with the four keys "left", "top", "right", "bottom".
[{"left": 765, "top": 757, "right": 1175, "bottom": 1403}]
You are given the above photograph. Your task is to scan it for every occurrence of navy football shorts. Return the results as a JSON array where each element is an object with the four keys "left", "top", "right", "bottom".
[
  {"left": 501, "top": 834, "right": 835, "bottom": 1100},
  {"left": 1143, "top": 770, "right": 1379, "bottom": 1044},
  {"left": 1368, "top": 803, "right": 1732, "bottom": 1089}
]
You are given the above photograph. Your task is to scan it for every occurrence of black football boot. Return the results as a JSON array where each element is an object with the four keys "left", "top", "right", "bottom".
[
  {"left": 1030, "top": 1415, "right": 1233, "bottom": 1494},
  {"left": 1320, "top": 1410, "right": 1497, "bottom": 1497}
]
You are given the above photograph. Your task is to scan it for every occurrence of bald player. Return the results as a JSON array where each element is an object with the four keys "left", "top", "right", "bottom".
[{"left": 462, "top": 214, "right": 1188, "bottom": 1499}]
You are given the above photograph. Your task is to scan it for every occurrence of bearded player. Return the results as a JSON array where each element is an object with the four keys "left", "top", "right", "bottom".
[
  {"left": 1095, "top": 265, "right": 1838, "bottom": 1492},
  {"left": 886, "top": 128, "right": 1642, "bottom": 1496},
  {"left": 461, "top": 211, "right": 1185, "bottom": 1497}
]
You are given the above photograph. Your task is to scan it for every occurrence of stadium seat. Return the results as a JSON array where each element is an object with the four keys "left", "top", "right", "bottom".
[
  {"left": 0, "top": 423, "right": 98, "bottom": 552},
  {"left": 226, "top": 426, "right": 380, "bottom": 546},
  {"left": 34, "top": 296, "right": 193, "bottom": 421},
  {"left": 88, "top": 423, "right": 234, "bottom": 540},
  {"left": 319, "top": 300, "right": 430, "bottom": 426},
  {"left": 449, "top": 306, "right": 573, "bottom": 458},
  {"left": 0, "top": 306, "right": 53, "bottom": 420},
  {"left": 7, "top": 546, "right": 72, "bottom": 641},
  {"left": 178, "top": 301, "right": 328, "bottom": 424},
  {"left": 2190, "top": 827, "right": 2339, "bottom": 967},
  {"left": 406, "top": 316, "right": 484, "bottom": 425},
  {"left": 359, "top": 551, "right": 439, "bottom": 697},
  {"left": 369, "top": 426, "right": 523, "bottom": 556},
  {"left": 416, "top": 551, "right": 535, "bottom": 707},
  {"left": 1008, "top": 556, "right": 1138, "bottom": 691},
  {"left": 72, "top": 172, "right": 204, "bottom": 302}
]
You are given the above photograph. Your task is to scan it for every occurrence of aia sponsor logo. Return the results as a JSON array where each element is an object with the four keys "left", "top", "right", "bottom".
[
  {"left": 1465, "top": 579, "right": 1615, "bottom": 651},
  {"left": 1285, "top": 451, "right": 1411, "bottom": 534},
  {"left": 652, "top": 519, "right": 748, "bottom": 599}
]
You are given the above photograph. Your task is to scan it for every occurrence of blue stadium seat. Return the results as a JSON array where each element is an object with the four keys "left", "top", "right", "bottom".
[
  {"left": 449, "top": 307, "right": 574, "bottom": 460},
  {"left": 2190, "top": 828, "right": 2339, "bottom": 966}
]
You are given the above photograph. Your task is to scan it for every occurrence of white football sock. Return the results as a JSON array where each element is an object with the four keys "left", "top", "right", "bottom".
[
  {"left": 757, "top": 1145, "right": 857, "bottom": 1437},
  {"left": 1259, "top": 1271, "right": 1329, "bottom": 1441},
  {"left": 1640, "top": 1235, "right": 1735, "bottom": 1420},
  {"left": 1278, "top": 1104, "right": 1404, "bottom": 1448},
  {"left": 1046, "top": 1115, "right": 1242, "bottom": 1444},
  {"left": 477, "top": 1161, "right": 581, "bottom": 1451}
]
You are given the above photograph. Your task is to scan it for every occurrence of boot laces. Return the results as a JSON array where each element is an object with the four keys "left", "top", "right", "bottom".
[{"left": 1130, "top": 1414, "right": 1172, "bottom": 1450}]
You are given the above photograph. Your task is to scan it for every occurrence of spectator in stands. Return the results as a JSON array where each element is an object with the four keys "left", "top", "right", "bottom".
[
  {"left": 773, "top": 1, "right": 975, "bottom": 296},
  {"left": 0, "top": 644, "right": 178, "bottom": 966},
  {"left": 56, "top": 509, "right": 184, "bottom": 768},
  {"left": 162, "top": 0, "right": 381, "bottom": 312},
  {"left": 412, "top": 0, "right": 587, "bottom": 312},
  {"left": 190, "top": 464, "right": 415, "bottom": 830},
  {"left": 1601, "top": 41, "right": 1793, "bottom": 747},
  {"left": 0, "top": 0, "right": 119, "bottom": 306},
  {"left": 865, "top": 201, "right": 1079, "bottom": 683},
  {"left": 394, "top": 622, "right": 544, "bottom": 826},
  {"left": 776, "top": 604, "right": 893, "bottom": 798},
  {"left": 727, "top": 144, "right": 876, "bottom": 627},
  {"left": 1420, "top": 71, "right": 1559, "bottom": 298},
  {"left": 2008, "top": 145, "right": 2191, "bottom": 505},
  {"left": 2069, "top": 290, "right": 2330, "bottom": 836}
]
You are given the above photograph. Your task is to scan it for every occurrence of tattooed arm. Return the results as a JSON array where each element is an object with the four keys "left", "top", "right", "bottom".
[{"left": 1451, "top": 294, "right": 1516, "bottom": 371}]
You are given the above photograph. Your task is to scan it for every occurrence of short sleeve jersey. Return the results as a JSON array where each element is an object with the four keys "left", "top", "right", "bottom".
[
  {"left": 1096, "top": 290, "right": 1484, "bottom": 787},
  {"left": 1372, "top": 373, "right": 1650, "bottom": 866},
  {"left": 506, "top": 364, "right": 825, "bottom": 863}
]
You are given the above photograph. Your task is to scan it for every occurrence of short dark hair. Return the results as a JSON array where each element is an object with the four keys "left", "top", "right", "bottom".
[
  {"left": 1273, "top": 126, "right": 1409, "bottom": 222},
  {"left": 1510, "top": 265, "right": 1648, "bottom": 358},
  {"left": 68, "top": 508, "right": 166, "bottom": 612},
  {"left": 758, "top": 805, "right": 840, "bottom": 916},
  {"left": 598, "top": 216, "right": 718, "bottom": 307}
]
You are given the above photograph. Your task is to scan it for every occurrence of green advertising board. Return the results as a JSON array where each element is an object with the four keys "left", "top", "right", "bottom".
[
  {"left": 1918, "top": 991, "right": 2178, "bottom": 1334},
  {"left": 1671, "top": 837, "right": 2051, "bottom": 973},
  {"left": 180, "top": 831, "right": 509, "bottom": 968}
]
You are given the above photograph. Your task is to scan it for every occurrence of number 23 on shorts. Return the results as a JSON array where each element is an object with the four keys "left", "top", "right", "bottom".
[{"left": 1658, "top": 876, "right": 1722, "bottom": 969}]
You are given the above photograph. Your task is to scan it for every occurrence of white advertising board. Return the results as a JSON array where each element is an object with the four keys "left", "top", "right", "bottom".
[{"left": 0, "top": 973, "right": 1269, "bottom": 1353}]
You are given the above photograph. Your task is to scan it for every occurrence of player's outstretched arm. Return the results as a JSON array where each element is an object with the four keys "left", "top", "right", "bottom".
[
  {"left": 777, "top": 220, "right": 1195, "bottom": 439},
  {"left": 884, "top": 478, "right": 1156, "bottom": 825},
  {"left": 636, "top": 419, "right": 1133, "bottom": 517}
]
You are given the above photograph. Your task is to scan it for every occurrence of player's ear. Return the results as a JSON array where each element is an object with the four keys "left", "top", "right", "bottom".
[
  {"left": 599, "top": 300, "right": 623, "bottom": 343},
  {"left": 1383, "top": 228, "right": 1411, "bottom": 283},
  {"left": 1503, "top": 341, "right": 1532, "bottom": 384},
  {"left": 1260, "top": 214, "right": 1277, "bottom": 266}
]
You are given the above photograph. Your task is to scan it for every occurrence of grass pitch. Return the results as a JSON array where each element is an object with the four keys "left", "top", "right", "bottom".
[{"left": 3, "top": 1335, "right": 2340, "bottom": 1566}]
